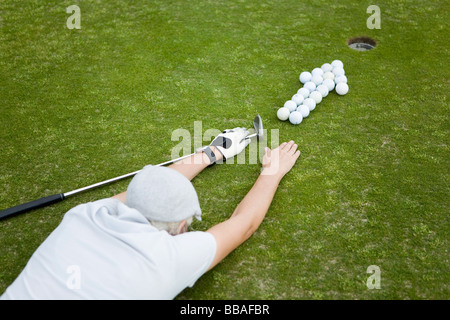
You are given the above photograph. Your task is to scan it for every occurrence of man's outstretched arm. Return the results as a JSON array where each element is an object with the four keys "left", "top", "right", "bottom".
[{"left": 206, "top": 141, "right": 300, "bottom": 271}]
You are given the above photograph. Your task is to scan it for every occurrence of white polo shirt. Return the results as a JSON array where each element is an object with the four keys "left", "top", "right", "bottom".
[{"left": 1, "top": 199, "right": 216, "bottom": 300}]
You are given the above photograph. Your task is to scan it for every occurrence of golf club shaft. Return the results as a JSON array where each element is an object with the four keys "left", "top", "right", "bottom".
[
  {"left": 0, "top": 152, "right": 196, "bottom": 220},
  {"left": 64, "top": 134, "right": 260, "bottom": 197},
  {"left": 63, "top": 152, "right": 196, "bottom": 198}
]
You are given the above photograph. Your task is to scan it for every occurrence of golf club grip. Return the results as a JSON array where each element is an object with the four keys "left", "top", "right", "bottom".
[{"left": 0, "top": 193, "right": 65, "bottom": 220}]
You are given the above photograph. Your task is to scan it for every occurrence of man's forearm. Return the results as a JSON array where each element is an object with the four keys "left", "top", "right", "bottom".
[
  {"left": 231, "top": 170, "right": 283, "bottom": 235},
  {"left": 168, "top": 146, "right": 223, "bottom": 181}
]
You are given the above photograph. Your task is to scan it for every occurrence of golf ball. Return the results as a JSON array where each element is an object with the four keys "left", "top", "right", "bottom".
[
  {"left": 292, "top": 94, "right": 304, "bottom": 106},
  {"left": 321, "top": 63, "right": 333, "bottom": 73},
  {"left": 336, "top": 82, "right": 349, "bottom": 95},
  {"left": 316, "top": 84, "right": 329, "bottom": 98},
  {"left": 309, "top": 90, "right": 323, "bottom": 104},
  {"left": 332, "top": 67, "right": 345, "bottom": 77},
  {"left": 311, "top": 74, "right": 323, "bottom": 86},
  {"left": 297, "top": 87, "right": 310, "bottom": 99},
  {"left": 335, "top": 75, "right": 347, "bottom": 84},
  {"left": 304, "top": 81, "right": 316, "bottom": 93},
  {"left": 284, "top": 100, "right": 297, "bottom": 112},
  {"left": 299, "top": 71, "right": 312, "bottom": 84},
  {"left": 322, "top": 71, "right": 335, "bottom": 81},
  {"left": 331, "top": 59, "right": 344, "bottom": 69},
  {"left": 323, "top": 78, "right": 335, "bottom": 91},
  {"left": 303, "top": 97, "right": 316, "bottom": 111},
  {"left": 311, "top": 68, "right": 324, "bottom": 77},
  {"left": 289, "top": 111, "right": 303, "bottom": 125},
  {"left": 297, "top": 104, "right": 310, "bottom": 118},
  {"left": 277, "top": 107, "right": 290, "bottom": 121}
]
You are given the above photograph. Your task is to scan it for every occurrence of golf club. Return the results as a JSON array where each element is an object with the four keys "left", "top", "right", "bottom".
[{"left": 0, "top": 115, "right": 264, "bottom": 220}]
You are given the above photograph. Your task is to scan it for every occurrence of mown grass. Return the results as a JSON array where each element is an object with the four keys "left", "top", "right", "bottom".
[{"left": 0, "top": 0, "right": 448, "bottom": 299}]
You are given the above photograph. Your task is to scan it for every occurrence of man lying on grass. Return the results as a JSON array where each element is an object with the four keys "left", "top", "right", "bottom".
[{"left": 1, "top": 128, "right": 300, "bottom": 299}]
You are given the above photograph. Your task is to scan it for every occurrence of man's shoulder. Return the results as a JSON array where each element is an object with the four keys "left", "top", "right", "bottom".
[
  {"left": 65, "top": 198, "right": 119, "bottom": 214},
  {"left": 173, "top": 230, "right": 217, "bottom": 251}
]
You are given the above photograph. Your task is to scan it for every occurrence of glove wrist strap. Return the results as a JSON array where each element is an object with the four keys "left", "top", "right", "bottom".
[{"left": 202, "top": 146, "right": 217, "bottom": 166}]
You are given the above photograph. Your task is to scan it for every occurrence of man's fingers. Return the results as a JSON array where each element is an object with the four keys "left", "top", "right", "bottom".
[
  {"left": 282, "top": 141, "right": 294, "bottom": 151},
  {"left": 289, "top": 143, "right": 298, "bottom": 155},
  {"left": 238, "top": 128, "right": 250, "bottom": 142},
  {"left": 278, "top": 141, "right": 300, "bottom": 155},
  {"left": 236, "top": 133, "right": 251, "bottom": 152}
]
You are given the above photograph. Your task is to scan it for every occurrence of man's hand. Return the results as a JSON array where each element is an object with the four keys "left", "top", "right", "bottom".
[
  {"left": 210, "top": 127, "right": 250, "bottom": 160},
  {"left": 261, "top": 141, "right": 300, "bottom": 179}
]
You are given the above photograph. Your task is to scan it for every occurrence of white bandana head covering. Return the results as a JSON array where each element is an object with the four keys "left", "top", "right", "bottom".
[{"left": 125, "top": 165, "right": 202, "bottom": 222}]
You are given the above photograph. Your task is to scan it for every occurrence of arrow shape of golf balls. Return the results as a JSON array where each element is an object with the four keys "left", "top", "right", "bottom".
[{"left": 277, "top": 59, "right": 349, "bottom": 125}]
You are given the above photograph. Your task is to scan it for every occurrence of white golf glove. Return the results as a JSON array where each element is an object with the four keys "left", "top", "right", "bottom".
[{"left": 210, "top": 127, "right": 251, "bottom": 160}]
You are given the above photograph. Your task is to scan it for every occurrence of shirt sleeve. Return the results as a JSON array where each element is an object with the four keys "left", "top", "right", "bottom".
[{"left": 171, "top": 231, "right": 217, "bottom": 289}]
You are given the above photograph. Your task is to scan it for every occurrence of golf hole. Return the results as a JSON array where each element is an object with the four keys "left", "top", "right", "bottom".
[{"left": 347, "top": 36, "right": 377, "bottom": 51}]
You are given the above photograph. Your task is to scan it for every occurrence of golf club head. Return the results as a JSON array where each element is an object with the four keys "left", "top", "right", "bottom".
[
  {"left": 253, "top": 115, "right": 263, "bottom": 140},
  {"left": 246, "top": 114, "right": 264, "bottom": 141}
]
